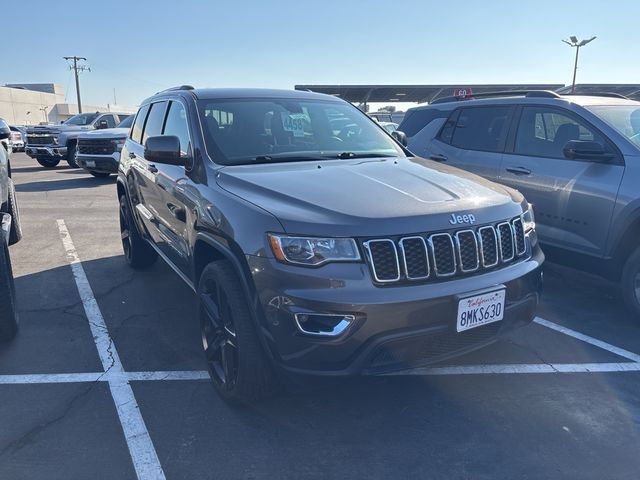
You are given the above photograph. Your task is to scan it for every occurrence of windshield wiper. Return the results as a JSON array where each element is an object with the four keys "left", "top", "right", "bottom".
[
  {"left": 336, "top": 152, "right": 399, "bottom": 159},
  {"left": 247, "top": 155, "right": 328, "bottom": 164}
]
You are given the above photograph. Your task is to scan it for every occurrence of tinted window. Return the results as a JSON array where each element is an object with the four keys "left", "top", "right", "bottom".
[
  {"left": 117, "top": 115, "right": 134, "bottom": 129},
  {"left": 163, "top": 101, "right": 191, "bottom": 155},
  {"left": 142, "top": 102, "right": 168, "bottom": 145},
  {"left": 100, "top": 115, "right": 116, "bottom": 128},
  {"left": 117, "top": 114, "right": 131, "bottom": 124},
  {"left": 400, "top": 109, "right": 448, "bottom": 137},
  {"left": 131, "top": 104, "right": 150, "bottom": 144},
  {"left": 64, "top": 113, "right": 99, "bottom": 126},
  {"left": 515, "top": 106, "right": 604, "bottom": 159},
  {"left": 449, "top": 107, "right": 510, "bottom": 152}
]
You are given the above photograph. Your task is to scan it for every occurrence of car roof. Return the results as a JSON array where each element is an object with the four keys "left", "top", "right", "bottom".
[
  {"left": 407, "top": 93, "right": 640, "bottom": 113},
  {"left": 147, "top": 87, "right": 343, "bottom": 104}
]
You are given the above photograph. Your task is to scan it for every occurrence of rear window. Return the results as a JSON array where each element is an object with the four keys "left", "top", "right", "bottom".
[
  {"left": 131, "top": 105, "right": 150, "bottom": 144},
  {"left": 443, "top": 106, "right": 510, "bottom": 153},
  {"left": 399, "top": 109, "right": 448, "bottom": 137},
  {"left": 141, "top": 102, "right": 168, "bottom": 145}
]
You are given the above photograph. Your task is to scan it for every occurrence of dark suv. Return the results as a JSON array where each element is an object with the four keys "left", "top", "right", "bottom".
[
  {"left": 398, "top": 91, "right": 640, "bottom": 319},
  {"left": 117, "top": 87, "right": 543, "bottom": 402}
]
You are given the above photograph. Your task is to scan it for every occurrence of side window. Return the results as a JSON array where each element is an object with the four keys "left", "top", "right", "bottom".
[
  {"left": 131, "top": 104, "right": 150, "bottom": 144},
  {"left": 163, "top": 101, "right": 191, "bottom": 155},
  {"left": 117, "top": 114, "right": 131, "bottom": 124},
  {"left": 449, "top": 107, "right": 511, "bottom": 152},
  {"left": 101, "top": 115, "right": 116, "bottom": 128},
  {"left": 515, "top": 107, "right": 605, "bottom": 159},
  {"left": 400, "top": 109, "right": 448, "bottom": 137},
  {"left": 142, "top": 102, "right": 168, "bottom": 145}
]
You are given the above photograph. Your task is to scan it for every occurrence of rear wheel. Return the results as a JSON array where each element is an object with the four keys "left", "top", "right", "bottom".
[
  {"left": 0, "top": 241, "right": 18, "bottom": 341},
  {"left": 3, "top": 179, "right": 22, "bottom": 245},
  {"left": 67, "top": 144, "right": 78, "bottom": 168},
  {"left": 89, "top": 171, "right": 111, "bottom": 178},
  {"left": 199, "top": 260, "right": 276, "bottom": 403},
  {"left": 119, "top": 195, "right": 157, "bottom": 269},
  {"left": 36, "top": 157, "right": 60, "bottom": 168},
  {"left": 622, "top": 247, "right": 640, "bottom": 321}
]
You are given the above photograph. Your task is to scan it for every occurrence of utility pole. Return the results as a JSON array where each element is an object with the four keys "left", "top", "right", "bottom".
[
  {"left": 562, "top": 36, "right": 596, "bottom": 93},
  {"left": 63, "top": 56, "right": 90, "bottom": 113}
]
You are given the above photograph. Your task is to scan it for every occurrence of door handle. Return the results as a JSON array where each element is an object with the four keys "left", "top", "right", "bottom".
[
  {"left": 129, "top": 152, "right": 136, "bottom": 159},
  {"left": 148, "top": 164, "right": 158, "bottom": 174},
  {"left": 430, "top": 154, "right": 448, "bottom": 162},
  {"left": 506, "top": 166, "right": 531, "bottom": 176}
]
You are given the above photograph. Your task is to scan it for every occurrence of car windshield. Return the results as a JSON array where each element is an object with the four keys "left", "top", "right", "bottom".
[
  {"left": 117, "top": 115, "right": 134, "bottom": 128},
  {"left": 64, "top": 113, "right": 100, "bottom": 126},
  {"left": 587, "top": 105, "right": 640, "bottom": 147},
  {"left": 197, "top": 98, "right": 404, "bottom": 165}
]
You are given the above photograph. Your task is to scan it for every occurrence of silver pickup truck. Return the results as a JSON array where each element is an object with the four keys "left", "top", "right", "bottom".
[{"left": 25, "top": 111, "right": 131, "bottom": 168}]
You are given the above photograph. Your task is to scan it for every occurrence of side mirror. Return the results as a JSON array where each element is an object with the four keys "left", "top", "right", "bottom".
[
  {"left": 392, "top": 130, "right": 408, "bottom": 147},
  {"left": 144, "top": 135, "right": 185, "bottom": 166},
  {"left": 563, "top": 140, "right": 614, "bottom": 161},
  {"left": 0, "top": 127, "right": 9, "bottom": 140},
  {"left": 96, "top": 120, "right": 109, "bottom": 130}
]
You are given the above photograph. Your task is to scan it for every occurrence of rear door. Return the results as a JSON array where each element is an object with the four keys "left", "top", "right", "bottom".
[
  {"left": 499, "top": 105, "right": 624, "bottom": 255},
  {"left": 428, "top": 105, "right": 513, "bottom": 181}
]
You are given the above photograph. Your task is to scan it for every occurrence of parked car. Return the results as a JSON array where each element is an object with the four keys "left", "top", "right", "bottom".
[
  {"left": 397, "top": 90, "right": 640, "bottom": 318},
  {"left": 369, "top": 111, "right": 405, "bottom": 124},
  {"left": 117, "top": 86, "right": 543, "bottom": 403},
  {"left": 75, "top": 115, "right": 134, "bottom": 177},
  {"left": 379, "top": 121, "right": 399, "bottom": 134},
  {"left": 9, "top": 127, "right": 24, "bottom": 152},
  {"left": 25, "top": 112, "right": 131, "bottom": 168},
  {"left": 0, "top": 121, "right": 22, "bottom": 341}
]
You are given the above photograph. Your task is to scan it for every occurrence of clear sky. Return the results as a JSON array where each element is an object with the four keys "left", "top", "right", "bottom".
[{"left": 6, "top": 0, "right": 639, "bottom": 108}]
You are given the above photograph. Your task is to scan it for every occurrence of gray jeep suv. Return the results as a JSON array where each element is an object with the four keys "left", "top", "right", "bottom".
[
  {"left": 118, "top": 87, "right": 543, "bottom": 402},
  {"left": 398, "top": 91, "right": 640, "bottom": 319}
]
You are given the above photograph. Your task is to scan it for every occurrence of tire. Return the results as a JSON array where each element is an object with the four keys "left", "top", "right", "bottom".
[
  {"left": 5, "top": 179, "right": 22, "bottom": 245},
  {"left": 89, "top": 171, "right": 111, "bottom": 178},
  {"left": 621, "top": 247, "right": 640, "bottom": 320},
  {"left": 36, "top": 157, "right": 60, "bottom": 168},
  {"left": 199, "top": 260, "right": 276, "bottom": 403},
  {"left": 67, "top": 143, "right": 78, "bottom": 168},
  {"left": 0, "top": 241, "right": 18, "bottom": 341},
  {"left": 119, "top": 195, "right": 157, "bottom": 269}
]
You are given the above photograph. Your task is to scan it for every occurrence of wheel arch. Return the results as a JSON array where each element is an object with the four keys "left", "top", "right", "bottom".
[{"left": 610, "top": 214, "right": 640, "bottom": 279}]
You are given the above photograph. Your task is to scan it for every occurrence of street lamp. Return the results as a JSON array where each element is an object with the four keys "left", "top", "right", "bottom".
[
  {"left": 562, "top": 36, "right": 596, "bottom": 93},
  {"left": 38, "top": 106, "right": 48, "bottom": 123}
]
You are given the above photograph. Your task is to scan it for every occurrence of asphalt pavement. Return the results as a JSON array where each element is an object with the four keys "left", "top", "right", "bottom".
[{"left": 1, "top": 152, "right": 639, "bottom": 480}]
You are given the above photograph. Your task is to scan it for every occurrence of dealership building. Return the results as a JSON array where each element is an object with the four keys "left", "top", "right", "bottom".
[{"left": 0, "top": 83, "right": 136, "bottom": 125}]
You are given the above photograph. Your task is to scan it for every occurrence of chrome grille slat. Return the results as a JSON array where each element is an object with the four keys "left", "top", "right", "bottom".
[
  {"left": 477, "top": 226, "right": 499, "bottom": 268},
  {"left": 399, "top": 236, "right": 430, "bottom": 280},
  {"left": 363, "top": 239, "right": 400, "bottom": 283},
  {"left": 455, "top": 229, "right": 480, "bottom": 272},
  {"left": 512, "top": 217, "right": 526, "bottom": 255},
  {"left": 497, "top": 222, "right": 515, "bottom": 262},
  {"left": 429, "top": 233, "right": 456, "bottom": 277}
]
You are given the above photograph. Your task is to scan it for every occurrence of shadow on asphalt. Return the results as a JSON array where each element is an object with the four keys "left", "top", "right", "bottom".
[{"left": 15, "top": 175, "right": 115, "bottom": 192}]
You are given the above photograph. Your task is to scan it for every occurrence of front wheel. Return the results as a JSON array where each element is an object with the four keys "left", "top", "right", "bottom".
[
  {"left": 199, "top": 260, "right": 276, "bottom": 403},
  {"left": 621, "top": 247, "right": 640, "bottom": 321},
  {"left": 36, "top": 157, "right": 60, "bottom": 168},
  {"left": 5, "top": 179, "right": 22, "bottom": 245},
  {"left": 119, "top": 195, "right": 157, "bottom": 269},
  {"left": 67, "top": 144, "right": 78, "bottom": 168},
  {"left": 0, "top": 241, "right": 18, "bottom": 341}
]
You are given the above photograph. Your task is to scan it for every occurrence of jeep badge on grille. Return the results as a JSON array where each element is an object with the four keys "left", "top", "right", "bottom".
[{"left": 449, "top": 213, "right": 476, "bottom": 225}]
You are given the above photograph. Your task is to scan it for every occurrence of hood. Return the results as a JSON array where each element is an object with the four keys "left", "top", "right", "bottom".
[
  {"left": 216, "top": 156, "right": 525, "bottom": 237},
  {"left": 77, "top": 128, "right": 129, "bottom": 140}
]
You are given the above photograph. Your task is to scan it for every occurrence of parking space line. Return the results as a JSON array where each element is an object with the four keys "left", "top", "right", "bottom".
[
  {"left": 534, "top": 317, "right": 640, "bottom": 363},
  {"left": 0, "top": 373, "right": 104, "bottom": 384},
  {"left": 56, "top": 220, "right": 166, "bottom": 480},
  {"left": 386, "top": 362, "right": 640, "bottom": 376}
]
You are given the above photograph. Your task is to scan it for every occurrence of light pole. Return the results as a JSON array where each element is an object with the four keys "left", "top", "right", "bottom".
[
  {"left": 38, "top": 106, "right": 48, "bottom": 123},
  {"left": 562, "top": 36, "right": 596, "bottom": 93}
]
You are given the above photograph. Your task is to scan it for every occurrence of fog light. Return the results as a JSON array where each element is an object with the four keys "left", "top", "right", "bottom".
[{"left": 294, "top": 313, "right": 354, "bottom": 337}]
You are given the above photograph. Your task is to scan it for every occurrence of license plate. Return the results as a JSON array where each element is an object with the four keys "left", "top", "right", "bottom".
[
  {"left": 456, "top": 289, "right": 505, "bottom": 332},
  {"left": 86, "top": 160, "right": 95, "bottom": 167}
]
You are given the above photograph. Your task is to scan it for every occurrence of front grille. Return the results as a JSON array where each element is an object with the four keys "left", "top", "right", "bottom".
[
  {"left": 363, "top": 215, "right": 527, "bottom": 285},
  {"left": 78, "top": 139, "right": 115, "bottom": 155},
  {"left": 27, "top": 135, "right": 54, "bottom": 145}
]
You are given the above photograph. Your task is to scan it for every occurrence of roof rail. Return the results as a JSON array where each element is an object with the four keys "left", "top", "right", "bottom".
[
  {"left": 431, "top": 90, "right": 560, "bottom": 104},
  {"left": 155, "top": 85, "right": 195, "bottom": 94},
  {"left": 561, "top": 91, "right": 629, "bottom": 99}
]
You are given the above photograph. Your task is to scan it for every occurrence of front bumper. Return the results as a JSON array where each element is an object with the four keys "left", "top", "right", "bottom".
[
  {"left": 76, "top": 152, "right": 120, "bottom": 173},
  {"left": 248, "top": 246, "right": 544, "bottom": 376},
  {"left": 25, "top": 146, "right": 67, "bottom": 158}
]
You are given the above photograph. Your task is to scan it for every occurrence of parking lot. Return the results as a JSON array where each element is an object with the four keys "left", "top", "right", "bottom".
[{"left": 0, "top": 151, "right": 639, "bottom": 479}]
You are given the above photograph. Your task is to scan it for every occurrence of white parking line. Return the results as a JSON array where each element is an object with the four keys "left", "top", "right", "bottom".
[
  {"left": 0, "top": 371, "right": 209, "bottom": 385},
  {"left": 385, "top": 362, "right": 640, "bottom": 376},
  {"left": 57, "top": 220, "right": 166, "bottom": 480},
  {"left": 534, "top": 316, "right": 640, "bottom": 363}
]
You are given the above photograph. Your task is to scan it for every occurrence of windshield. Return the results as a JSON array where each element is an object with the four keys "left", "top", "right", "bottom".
[
  {"left": 64, "top": 113, "right": 100, "bottom": 126},
  {"left": 117, "top": 115, "right": 134, "bottom": 129},
  {"left": 197, "top": 98, "right": 404, "bottom": 165},
  {"left": 587, "top": 105, "right": 640, "bottom": 147}
]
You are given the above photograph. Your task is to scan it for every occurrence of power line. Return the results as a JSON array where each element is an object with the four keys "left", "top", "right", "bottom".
[{"left": 63, "top": 56, "right": 91, "bottom": 113}]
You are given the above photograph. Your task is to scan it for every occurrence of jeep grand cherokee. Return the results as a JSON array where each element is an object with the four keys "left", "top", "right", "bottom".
[{"left": 117, "top": 86, "right": 543, "bottom": 402}]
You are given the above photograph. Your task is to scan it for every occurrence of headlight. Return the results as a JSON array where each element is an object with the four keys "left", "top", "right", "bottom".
[
  {"left": 52, "top": 136, "right": 59, "bottom": 145},
  {"left": 112, "top": 138, "right": 126, "bottom": 152},
  {"left": 268, "top": 234, "right": 361, "bottom": 266},
  {"left": 523, "top": 203, "right": 535, "bottom": 232}
]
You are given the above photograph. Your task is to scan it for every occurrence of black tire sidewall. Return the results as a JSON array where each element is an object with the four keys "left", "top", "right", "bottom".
[
  {"left": 622, "top": 248, "right": 640, "bottom": 318},
  {"left": 7, "top": 179, "right": 22, "bottom": 245},
  {"left": 119, "top": 195, "right": 157, "bottom": 269},
  {"left": 0, "top": 241, "right": 18, "bottom": 341},
  {"left": 36, "top": 158, "right": 60, "bottom": 168},
  {"left": 67, "top": 144, "right": 78, "bottom": 168}
]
